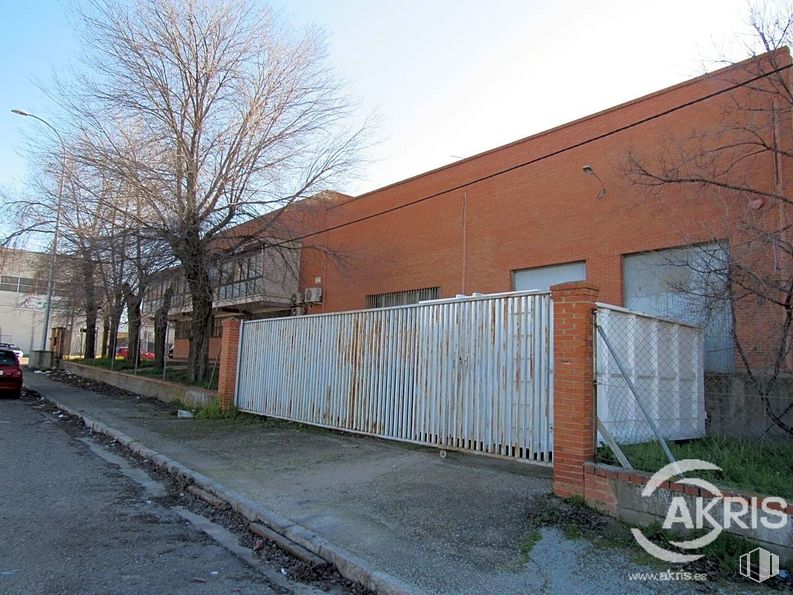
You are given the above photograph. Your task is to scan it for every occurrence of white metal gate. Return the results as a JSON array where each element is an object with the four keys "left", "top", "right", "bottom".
[{"left": 236, "top": 291, "right": 554, "bottom": 463}]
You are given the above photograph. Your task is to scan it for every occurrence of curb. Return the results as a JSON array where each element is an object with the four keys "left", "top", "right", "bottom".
[{"left": 43, "top": 395, "right": 420, "bottom": 595}]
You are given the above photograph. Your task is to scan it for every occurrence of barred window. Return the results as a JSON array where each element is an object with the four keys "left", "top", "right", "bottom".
[
  {"left": 175, "top": 318, "right": 222, "bottom": 340},
  {"left": 366, "top": 287, "right": 440, "bottom": 309}
]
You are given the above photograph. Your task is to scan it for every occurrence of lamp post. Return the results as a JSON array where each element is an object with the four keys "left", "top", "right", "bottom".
[{"left": 12, "top": 109, "right": 67, "bottom": 352}]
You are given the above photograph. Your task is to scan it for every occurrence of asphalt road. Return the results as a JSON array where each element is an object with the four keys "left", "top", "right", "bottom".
[{"left": 0, "top": 395, "right": 308, "bottom": 595}]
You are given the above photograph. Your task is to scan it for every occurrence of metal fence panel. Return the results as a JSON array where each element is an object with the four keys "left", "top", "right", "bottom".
[
  {"left": 236, "top": 292, "right": 554, "bottom": 463},
  {"left": 595, "top": 304, "right": 706, "bottom": 445}
]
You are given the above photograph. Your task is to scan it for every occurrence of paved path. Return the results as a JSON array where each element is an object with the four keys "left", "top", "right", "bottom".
[
  {"left": 24, "top": 371, "right": 707, "bottom": 594},
  {"left": 0, "top": 395, "right": 283, "bottom": 594}
]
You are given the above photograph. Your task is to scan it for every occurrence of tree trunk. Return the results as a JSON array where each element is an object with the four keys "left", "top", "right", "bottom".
[
  {"left": 186, "top": 272, "right": 212, "bottom": 383},
  {"left": 177, "top": 228, "right": 212, "bottom": 384},
  {"left": 107, "top": 290, "right": 125, "bottom": 362},
  {"left": 101, "top": 316, "right": 110, "bottom": 358},
  {"left": 124, "top": 283, "right": 143, "bottom": 367},
  {"left": 153, "top": 285, "right": 173, "bottom": 371},
  {"left": 82, "top": 259, "right": 97, "bottom": 359}
]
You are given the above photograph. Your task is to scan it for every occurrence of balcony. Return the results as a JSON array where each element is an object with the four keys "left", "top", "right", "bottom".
[{"left": 143, "top": 246, "right": 300, "bottom": 318}]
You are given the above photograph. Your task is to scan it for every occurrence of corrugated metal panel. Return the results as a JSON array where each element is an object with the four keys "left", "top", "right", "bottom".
[
  {"left": 595, "top": 304, "right": 706, "bottom": 444},
  {"left": 236, "top": 292, "right": 554, "bottom": 463},
  {"left": 513, "top": 261, "right": 586, "bottom": 292}
]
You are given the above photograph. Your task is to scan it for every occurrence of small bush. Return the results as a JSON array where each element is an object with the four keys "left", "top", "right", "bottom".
[{"left": 194, "top": 398, "right": 237, "bottom": 419}]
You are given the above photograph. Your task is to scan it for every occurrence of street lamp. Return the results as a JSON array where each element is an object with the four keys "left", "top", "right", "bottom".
[
  {"left": 12, "top": 109, "right": 67, "bottom": 353},
  {"left": 582, "top": 164, "right": 607, "bottom": 199}
]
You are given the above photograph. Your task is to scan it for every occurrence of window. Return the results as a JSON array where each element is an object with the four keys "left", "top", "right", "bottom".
[
  {"left": 623, "top": 242, "right": 733, "bottom": 372},
  {"left": 211, "top": 317, "right": 223, "bottom": 338},
  {"left": 175, "top": 318, "right": 223, "bottom": 340},
  {"left": 0, "top": 275, "right": 50, "bottom": 295},
  {"left": 0, "top": 276, "right": 19, "bottom": 293},
  {"left": 512, "top": 261, "right": 586, "bottom": 291},
  {"left": 17, "top": 277, "right": 38, "bottom": 293},
  {"left": 174, "top": 320, "right": 191, "bottom": 340},
  {"left": 366, "top": 287, "right": 440, "bottom": 309}
]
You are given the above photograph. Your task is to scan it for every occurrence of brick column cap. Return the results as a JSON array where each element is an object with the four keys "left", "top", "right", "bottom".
[{"left": 550, "top": 281, "right": 600, "bottom": 294}]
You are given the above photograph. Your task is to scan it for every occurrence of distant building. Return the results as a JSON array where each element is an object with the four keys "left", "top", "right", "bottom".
[
  {"left": 142, "top": 227, "right": 305, "bottom": 360},
  {"left": 0, "top": 248, "right": 97, "bottom": 356}
]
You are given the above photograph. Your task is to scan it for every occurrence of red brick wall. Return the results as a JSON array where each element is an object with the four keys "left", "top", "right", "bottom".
[
  {"left": 298, "top": 51, "right": 790, "bottom": 353},
  {"left": 217, "top": 318, "right": 241, "bottom": 411},
  {"left": 551, "top": 281, "right": 598, "bottom": 498},
  {"left": 176, "top": 51, "right": 790, "bottom": 373},
  {"left": 173, "top": 336, "right": 220, "bottom": 361}
]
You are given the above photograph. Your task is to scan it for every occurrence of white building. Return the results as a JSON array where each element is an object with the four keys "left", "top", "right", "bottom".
[{"left": 0, "top": 248, "right": 95, "bottom": 356}]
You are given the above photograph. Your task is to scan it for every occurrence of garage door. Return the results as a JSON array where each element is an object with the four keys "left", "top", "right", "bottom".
[
  {"left": 513, "top": 261, "right": 586, "bottom": 292},
  {"left": 623, "top": 243, "right": 733, "bottom": 372}
]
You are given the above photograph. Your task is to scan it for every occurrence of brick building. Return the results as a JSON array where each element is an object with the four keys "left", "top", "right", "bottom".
[{"left": 169, "top": 49, "right": 791, "bottom": 372}]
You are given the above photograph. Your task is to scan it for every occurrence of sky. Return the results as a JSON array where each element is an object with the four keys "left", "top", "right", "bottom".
[{"left": 0, "top": 0, "right": 758, "bottom": 198}]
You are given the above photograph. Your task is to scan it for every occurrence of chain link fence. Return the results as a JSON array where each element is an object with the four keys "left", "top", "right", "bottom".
[
  {"left": 595, "top": 305, "right": 706, "bottom": 449},
  {"left": 594, "top": 304, "right": 793, "bottom": 491},
  {"left": 704, "top": 372, "right": 793, "bottom": 471}
]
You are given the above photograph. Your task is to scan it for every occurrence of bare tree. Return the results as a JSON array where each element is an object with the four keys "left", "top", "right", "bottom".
[
  {"left": 61, "top": 0, "right": 368, "bottom": 382},
  {"left": 57, "top": 159, "right": 111, "bottom": 359},
  {"left": 153, "top": 283, "right": 173, "bottom": 370},
  {"left": 2, "top": 142, "right": 107, "bottom": 358},
  {"left": 624, "top": 4, "right": 793, "bottom": 436}
]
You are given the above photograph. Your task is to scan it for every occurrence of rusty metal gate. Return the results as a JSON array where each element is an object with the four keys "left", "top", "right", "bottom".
[{"left": 235, "top": 291, "right": 554, "bottom": 463}]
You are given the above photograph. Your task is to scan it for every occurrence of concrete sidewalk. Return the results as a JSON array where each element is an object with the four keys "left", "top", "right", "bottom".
[{"left": 24, "top": 372, "right": 671, "bottom": 594}]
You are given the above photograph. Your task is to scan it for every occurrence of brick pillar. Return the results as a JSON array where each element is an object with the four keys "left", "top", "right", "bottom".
[
  {"left": 550, "top": 281, "right": 599, "bottom": 498},
  {"left": 217, "top": 317, "right": 242, "bottom": 411}
]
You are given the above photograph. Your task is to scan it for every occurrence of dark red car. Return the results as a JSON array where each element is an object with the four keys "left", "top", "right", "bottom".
[{"left": 0, "top": 348, "right": 22, "bottom": 399}]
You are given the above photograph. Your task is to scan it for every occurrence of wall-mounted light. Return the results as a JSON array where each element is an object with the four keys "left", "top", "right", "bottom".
[{"left": 583, "top": 165, "right": 607, "bottom": 199}]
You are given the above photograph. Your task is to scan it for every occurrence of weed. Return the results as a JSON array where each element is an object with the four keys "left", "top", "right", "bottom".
[
  {"left": 518, "top": 529, "right": 542, "bottom": 564},
  {"left": 699, "top": 531, "right": 759, "bottom": 575},
  {"left": 194, "top": 398, "right": 238, "bottom": 419}
]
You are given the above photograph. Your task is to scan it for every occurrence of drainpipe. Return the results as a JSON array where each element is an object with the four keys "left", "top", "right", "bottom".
[{"left": 461, "top": 191, "right": 468, "bottom": 294}]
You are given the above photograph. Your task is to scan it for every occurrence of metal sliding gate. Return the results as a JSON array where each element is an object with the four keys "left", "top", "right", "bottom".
[{"left": 235, "top": 291, "right": 554, "bottom": 463}]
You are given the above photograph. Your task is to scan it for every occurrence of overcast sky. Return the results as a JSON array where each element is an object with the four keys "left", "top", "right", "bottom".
[{"left": 0, "top": 0, "right": 757, "bottom": 197}]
